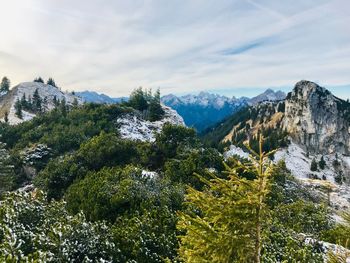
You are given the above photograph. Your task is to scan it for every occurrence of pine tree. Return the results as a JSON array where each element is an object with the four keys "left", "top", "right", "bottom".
[
  {"left": 34, "top": 77, "right": 44, "bottom": 83},
  {"left": 32, "top": 88, "right": 42, "bottom": 113},
  {"left": 20, "top": 93, "right": 28, "bottom": 110},
  {"left": 319, "top": 156, "right": 326, "bottom": 170},
  {"left": 148, "top": 88, "right": 164, "bottom": 121},
  {"left": 178, "top": 135, "right": 275, "bottom": 263},
  {"left": 311, "top": 158, "right": 318, "bottom": 171},
  {"left": 47, "top": 77, "right": 56, "bottom": 87},
  {"left": 42, "top": 96, "right": 48, "bottom": 112},
  {"left": 4, "top": 111, "right": 8, "bottom": 123},
  {"left": 14, "top": 99, "right": 23, "bottom": 119},
  {"left": 72, "top": 97, "right": 79, "bottom": 108},
  {"left": 129, "top": 87, "right": 148, "bottom": 111},
  {"left": 53, "top": 95, "right": 59, "bottom": 108},
  {"left": 60, "top": 97, "right": 67, "bottom": 116},
  {"left": 0, "top": 76, "right": 10, "bottom": 92}
]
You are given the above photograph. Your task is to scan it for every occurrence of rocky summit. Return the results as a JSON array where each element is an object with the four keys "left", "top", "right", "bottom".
[{"left": 283, "top": 80, "right": 350, "bottom": 155}]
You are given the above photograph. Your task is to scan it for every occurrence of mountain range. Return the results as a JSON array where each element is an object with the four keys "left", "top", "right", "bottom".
[
  {"left": 75, "top": 91, "right": 127, "bottom": 104},
  {"left": 161, "top": 89, "right": 286, "bottom": 131},
  {"left": 72, "top": 88, "right": 286, "bottom": 132},
  {"left": 1, "top": 79, "right": 350, "bottom": 260}
]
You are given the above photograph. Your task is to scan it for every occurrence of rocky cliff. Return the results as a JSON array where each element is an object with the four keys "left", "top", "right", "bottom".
[{"left": 283, "top": 80, "right": 350, "bottom": 155}]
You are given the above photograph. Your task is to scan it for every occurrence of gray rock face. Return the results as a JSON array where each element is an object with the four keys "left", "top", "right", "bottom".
[{"left": 283, "top": 80, "right": 350, "bottom": 155}]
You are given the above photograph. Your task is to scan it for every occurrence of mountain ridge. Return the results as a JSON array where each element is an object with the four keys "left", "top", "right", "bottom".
[
  {"left": 76, "top": 90, "right": 127, "bottom": 104},
  {"left": 0, "top": 82, "right": 81, "bottom": 125},
  {"left": 161, "top": 89, "right": 286, "bottom": 131}
]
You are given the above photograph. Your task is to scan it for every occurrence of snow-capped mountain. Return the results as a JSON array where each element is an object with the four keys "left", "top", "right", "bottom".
[
  {"left": 76, "top": 91, "right": 127, "bottom": 104},
  {"left": 161, "top": 89, "right": 285, "bottom": 132},
  {"left": 0, "top": 82, "right": 81, "bottom": 125},
  {"left": 249, "top": 88, "right": 286, "bottom": 105}
]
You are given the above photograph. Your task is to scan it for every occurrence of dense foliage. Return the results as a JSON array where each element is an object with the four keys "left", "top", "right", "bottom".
[
  {"left": 128, "top": 88, "right": 164, "bottom": 121},
  {"left": 0, "top": 94, "right": 347, "bottom": 262},
  {"left": 0, "top": 191, "right": 115, "bottom": 262},
  {"left": 177, "top": 137, "right": 329, "bottom": 262}
]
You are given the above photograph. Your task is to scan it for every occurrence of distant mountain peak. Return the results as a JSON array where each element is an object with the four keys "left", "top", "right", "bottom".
[
  {"left": 76, "top": 91, "right": 127, "bottom": 104},
  {"left": 249, "top": 89, "right": 286, "bottom": 105},
  {"left": 161, "top": 89, "right": 286, "bottom": 131}
]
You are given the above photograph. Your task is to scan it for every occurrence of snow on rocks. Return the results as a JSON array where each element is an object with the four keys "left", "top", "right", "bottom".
[
  {"left": 275, "top": 141, "right": 350, "bottom": 211},
  {"left": 21, "top": 144, "right": 52, "bottom": 165},
  {"left": 17, "top": 184, "right": 35, "bottom": 193},
  {"left": 224, "top": 145, "right": 250, "bottom": 160},
  {"left": 224, "top": 141, "right": 350, "bottom": 211},
  {"left": 302, "top": 234, "right": 350, "bottom": 262},
  {"left": 117, "top": 105, "right": 185, "bottom": 142},
  {"left": 5, "top": 82, "right": 82, "bottom": 125},
  {"left": 274, "top": 142, "right": 313, "bottom": 180},
  {"left": 141, "top": 170, "right": 158, "bottom": 179}
]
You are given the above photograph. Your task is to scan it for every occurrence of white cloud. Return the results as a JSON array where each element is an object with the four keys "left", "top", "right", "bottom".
[{"left": 0, "top": 0, "right": 349, "bottom": 97}]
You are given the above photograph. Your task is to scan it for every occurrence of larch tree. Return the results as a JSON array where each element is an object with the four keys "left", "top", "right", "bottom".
[{"left": 177, "top": 135, "right": 275, "bottom": 263}]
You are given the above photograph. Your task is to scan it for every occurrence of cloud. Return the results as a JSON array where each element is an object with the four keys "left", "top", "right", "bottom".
[{"left": 0, "top": 0, "right": 349, "bottom": 97}]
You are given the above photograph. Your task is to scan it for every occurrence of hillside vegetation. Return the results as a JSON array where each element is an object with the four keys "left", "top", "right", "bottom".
[{"left": 0, "top": 82, "right": 349, "bottom": 262}]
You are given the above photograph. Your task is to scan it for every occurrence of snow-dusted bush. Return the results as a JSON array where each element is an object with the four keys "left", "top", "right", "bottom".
[{"left": 0, "top": 191, "right": 115, "bottom": 262}]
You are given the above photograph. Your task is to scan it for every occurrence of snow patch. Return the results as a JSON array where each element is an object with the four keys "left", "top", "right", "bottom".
[
  {"left": 117, "top": 105, "right": 185, "bottom": 142},
  {"left": 275, "top": 141, "right": 350, "bottom": 211},
  {"left": 224, "top": 145, "right": 250, "bottom": 160},
  {"left": 141, "top": 170, "right": 158, "bottom": 179}
]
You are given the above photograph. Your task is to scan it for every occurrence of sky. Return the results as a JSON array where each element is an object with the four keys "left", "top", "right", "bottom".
[{"left": 0, "top": 0, "right": 349, "bottom": 98}]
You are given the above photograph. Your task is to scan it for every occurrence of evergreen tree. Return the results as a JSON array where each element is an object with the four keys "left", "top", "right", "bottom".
[
  {"left": 14, "top": 99, "right": 23, "bottom": 119},
  {"left": 319, "top": 156, "right": 326, "bottom": 170},
  {"left": 129, "top": 87, "right": 148, "bottom": 111},
  {"left": 178, "top": 135, "right": 275, "bottom": 263},
  {"left": 47, "top": 77, "right": 56, "bottom": 87},
  {"left": 32, "top": 88, "right": 42, "bottom": 113},
  {"left": 311, "top": 158, "right": 318, "bottom": 171},
  {"left": 42, "top": 96, "right": 48, "bottom": 112},
  {"left": 4, "top": 111, "right": 8, "bottom": 123},
  {"left": 60, "top": 97, "right": 67, "bottom": 116},
  {"left": 20, "top": 93, "right": 28, "bottom": 109},
  {"left": 34, "top": 77, "right": 44, "bottom": 83},
  {"left": 0, "top": 76, "right": 10, "bottom": 92},
  {"left": 53, "top": 95, "right": 59, "bottom": 107},
  {"left": 27, "top": 95, "right": 32, "bottom": 108},
  {"left": 148, "top": 88, "right": 164, "bottom": 121},
  {"left": 72, "top": 97, "right": 79, "bottom": 108}
]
